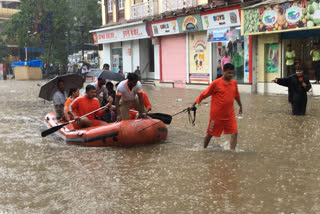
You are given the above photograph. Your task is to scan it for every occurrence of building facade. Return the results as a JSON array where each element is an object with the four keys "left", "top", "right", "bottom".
[
  {"left": 242, "top": 0, "right": 320, "bottom": 95},
  {"left": 91, "top": 0, "right": 257, "bottom": 91}
]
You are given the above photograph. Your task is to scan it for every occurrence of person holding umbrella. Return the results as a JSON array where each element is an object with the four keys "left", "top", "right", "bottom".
[{"left": 52, "top": 79, "right": 68, "bottom": 121}]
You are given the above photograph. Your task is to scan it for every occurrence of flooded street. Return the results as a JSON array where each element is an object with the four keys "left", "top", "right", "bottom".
[{"left": 1, "top": 79, "right": 320, "bottom": 213}]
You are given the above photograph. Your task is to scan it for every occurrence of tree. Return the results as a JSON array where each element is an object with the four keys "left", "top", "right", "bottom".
[
  {"left": 0, "top": 37, "right": 8, "bottom": 63},
  {"left": 3, "top": 0, "right": 72, "bottom": 74},
  {"left": 2, "top": 0, "right": 102, "bottom": 74}
]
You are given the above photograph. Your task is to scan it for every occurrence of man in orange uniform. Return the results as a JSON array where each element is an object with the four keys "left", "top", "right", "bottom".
[
  {"left": 129, "top": 91, "right": 152, "bottom": 119},
  {"left": 69, "top": 85, "right": 110, "bottom": 129},
  {"left": 189, "top": 63, "right": 242, "bottom": 150}
]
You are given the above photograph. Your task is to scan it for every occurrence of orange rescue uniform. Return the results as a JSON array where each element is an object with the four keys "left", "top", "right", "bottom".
[
  {"left": 70, "top": 95, "right": 105, "bottom": 128},
  {"left": 195, "top": 78, "right": 240, "bottom": 137},
  {"left": 129, "top": 91, "right": 151, "bottom": 119}
]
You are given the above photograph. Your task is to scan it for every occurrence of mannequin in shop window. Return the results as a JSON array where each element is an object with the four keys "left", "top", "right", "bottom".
[
  {"left": 232, "top": 46, "right": 244, "bottom": 81},
  {"left": 221, "top": 52, "right": 232, "bottom": 71},
  {"left": 285, "top": 44, "right": 295, "bottom": 76}
]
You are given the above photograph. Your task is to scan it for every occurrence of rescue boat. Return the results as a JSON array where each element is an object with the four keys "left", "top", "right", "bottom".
[{"left": 43, "top": 112, "right": 168, "bottom": 147}]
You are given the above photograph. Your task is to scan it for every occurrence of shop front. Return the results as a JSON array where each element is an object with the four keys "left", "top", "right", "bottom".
[
  {"left": 242, "top": 0, "right": 320, "bottom": 95},
  {"left": 150, "top": 18, "right": 187, "bottom": 86},
  {"left": 201, "top": 6, "right": 251, "bottom": 84},
  {"left": 90, "top": 21, "right": 154, "bottom": 79}
]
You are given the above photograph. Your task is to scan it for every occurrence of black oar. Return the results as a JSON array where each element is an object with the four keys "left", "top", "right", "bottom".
[
  {"left": 129, "top": 110, "right": 172, "bottom": 124},
  {"left": 139, "top": 107, "right": 196, "bottom": 132},
  {"left": 41, "top": 106, "right": 106, "bottom": 137}
]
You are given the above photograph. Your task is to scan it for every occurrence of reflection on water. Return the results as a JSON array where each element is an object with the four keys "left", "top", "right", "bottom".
[{"left": 1, "top": 80, "right": 320, "bottom": 213}]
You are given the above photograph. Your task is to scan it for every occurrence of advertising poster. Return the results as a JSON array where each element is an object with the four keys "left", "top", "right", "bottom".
[
  {"left": 151, "top": 20, "right": 179, "bottom": 36},
  {"left": 242, "top": 0, "right": 320, "bottom": 35},
  {"left": 177, "top": 15, "right": 203, "bottom": 33},
  {"left": 189, "top": 32, "right": 210, "bottom": 84},
  {"left": 201, "top": 9, "right": 240, "bottom": 30},
  {"left": 207, "top": 27, "right": 230, "bottom": 42},
  {"left": 112, "top": 55, "right": 119, "bottom": 73},
  {"left": 266, "top": 43, "right": 279, "bottom": 73},
  {"left": 244, "top": 36, "right": 250, "bottom": 83}
]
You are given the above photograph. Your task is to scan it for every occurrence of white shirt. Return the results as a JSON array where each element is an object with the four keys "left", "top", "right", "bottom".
[
  {"left": 116, "top": 80, "right": 142, "bottom": 101},
  {"left": 52, "top": 90, "right": 67, "bottom": 118}
]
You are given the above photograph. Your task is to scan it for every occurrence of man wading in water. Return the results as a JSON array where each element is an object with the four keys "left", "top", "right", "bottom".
[{"left": 189, "top": 63, "right": 242, "bottom": 150}]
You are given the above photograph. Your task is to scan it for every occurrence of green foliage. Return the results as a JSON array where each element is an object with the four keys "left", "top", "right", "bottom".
[
  {"left": 0, "top": 37, "right": 8, "bottom": 63},
  {"left": 2, "top": 0, "right": 101, "bottom": 66}
]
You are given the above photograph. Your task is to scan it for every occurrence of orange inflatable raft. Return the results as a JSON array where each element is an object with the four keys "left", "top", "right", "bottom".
[{"left": 44, "top": 112, "right": 168, "bottom": 147}]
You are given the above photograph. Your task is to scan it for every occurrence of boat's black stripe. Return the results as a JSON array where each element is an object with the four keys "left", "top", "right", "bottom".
[
  {"left": 65, "top": 131, "right": 119, "bottom": 143},
  {"left": 158, "top": 127, "right": 168, "bottom": 132}
]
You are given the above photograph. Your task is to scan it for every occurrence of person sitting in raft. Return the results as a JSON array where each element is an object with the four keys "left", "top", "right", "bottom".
[
  {"left": 63, "top": 88, "right": 80, "bottom": 121},
  {"left": 82, "top": 77, "right": 107, "bottom": 106},
  {"left": 102, "top": 82, "right": 117, "bottom": 122},
  {"left": 115, "top": 73, "right": 147, "bottom": 121},
  {"left": 129, "top": 91, "right": 152, "bottom": 120},
  {"left": 52, "top": 79, "right": 68, "bottom": 121},
  {"left": 69, "top": 85, "right": 111, "bottom": 128}
]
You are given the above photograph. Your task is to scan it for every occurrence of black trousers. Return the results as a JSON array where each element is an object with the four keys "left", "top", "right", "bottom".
[
  {"left": 312, "top": 61, "right": 320, "bottom": 81},
  {"left": 287, "top": 65, "right": 295, "bottom": 76},
  {"left": 291, "top": 99, "right": 307, "bottom": 115}
]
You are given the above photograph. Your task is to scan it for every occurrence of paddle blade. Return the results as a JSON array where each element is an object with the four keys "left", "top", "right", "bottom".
[
  {"left": 147, "top": 113, "right": 172, "bottom": 125},
  {"left": 41, "top": 123, "right": 68, "bottom": 137}
]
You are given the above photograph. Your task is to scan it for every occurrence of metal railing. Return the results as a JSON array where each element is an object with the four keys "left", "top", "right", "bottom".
[
  {"left": 130, "top": 0, "right": 158, "bottom": 20},
  {"left": 162, "top": 0, "right": 197, "bottom": 13}
]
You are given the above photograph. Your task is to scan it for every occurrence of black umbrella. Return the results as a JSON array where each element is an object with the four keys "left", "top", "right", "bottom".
[
  {"left": 86, "top": 69, "right": 125, "bottom": 82},
  {"left": 39, "top": 73, "right": 84, "bottom": 101}
]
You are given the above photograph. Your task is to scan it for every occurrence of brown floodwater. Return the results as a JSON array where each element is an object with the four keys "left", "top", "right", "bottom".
[{"left": 1, "top": 79, "right": 320, "bottom": 213}]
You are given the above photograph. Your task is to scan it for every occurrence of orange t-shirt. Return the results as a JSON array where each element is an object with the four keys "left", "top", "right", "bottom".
[
  {"left": 195, "top": 78, "right": 240, "bottom": 120},
  {"left": 64, "top": 97, "right": 74, "bottom": 113},
  {"left": 129, "top": 92, "right": 152, "bottom": 119},
  {"left": 142, "top": 92, "right": 151, "bottom": 110},
  {"left": 70, "top": 95, "right": 105, "bottom": 120}
]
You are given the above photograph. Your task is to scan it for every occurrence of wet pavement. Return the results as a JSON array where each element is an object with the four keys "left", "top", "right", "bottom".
[{"left": 1, "top": 79, "right": 320, "bottom": 213}]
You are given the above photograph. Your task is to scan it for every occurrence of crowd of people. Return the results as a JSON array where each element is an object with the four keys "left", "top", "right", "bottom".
[{"left": 52, "top": 69, "right": 150, "bottom": 130}]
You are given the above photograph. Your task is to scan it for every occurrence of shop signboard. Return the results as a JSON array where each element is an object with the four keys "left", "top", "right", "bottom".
[
  {"left": 188, "top": 32, "right": 210, "bottom": 83},
  {"left": 241, "top": 0, "right": 320, "bottom": 35},
  {"left": 201, "top": 9, "right": 241, "bottom": 30},
  {"left": 266, "top": 43, "right": 279, "bottom": 73},
  {"left": 94, "top": 24, "right": 149, "bottom": 44},
  {"left": 207, "top": 27, "right": 230, "bottom": 42},
  {"left": 151, "top": 20, "right": 179, "bottom": 36},
  {"left": 177, "top": 15, "right": 203, "bottom": 33}
]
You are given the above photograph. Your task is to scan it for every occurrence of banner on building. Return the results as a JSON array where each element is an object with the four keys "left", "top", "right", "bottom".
[
  {"left": 266, "top": 43, "right": 279, "bottom": 73},
  {"left": 201, "top": 9, "right": 241, "bottom": 30},
  {"left": 93, "top": 24, "right": 149, "bottom": 44},
  {"left": 207, "top": 27, "right": 230, "bottom": 42},
  {"left": 151, "top": 20, "right": 179, "bottom": 36},
  {"left": 241, "top": 0, "right": 320, "bottom": 35},
  {"left": 177, "top": 15, "right": 203, "bottom": 33}
]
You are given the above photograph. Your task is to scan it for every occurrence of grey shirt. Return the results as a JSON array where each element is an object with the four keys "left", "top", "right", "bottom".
[{"left": 53, "top": 90, "right": 67, "bottom": 118}]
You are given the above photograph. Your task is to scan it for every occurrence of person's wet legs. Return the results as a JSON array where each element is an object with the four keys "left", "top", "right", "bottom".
[
  {"left": 230, "top": 133, "right": 238, "bottom": 150},
  {"left": 203, "top": 134, "right": 212, "bottom": 148}
]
